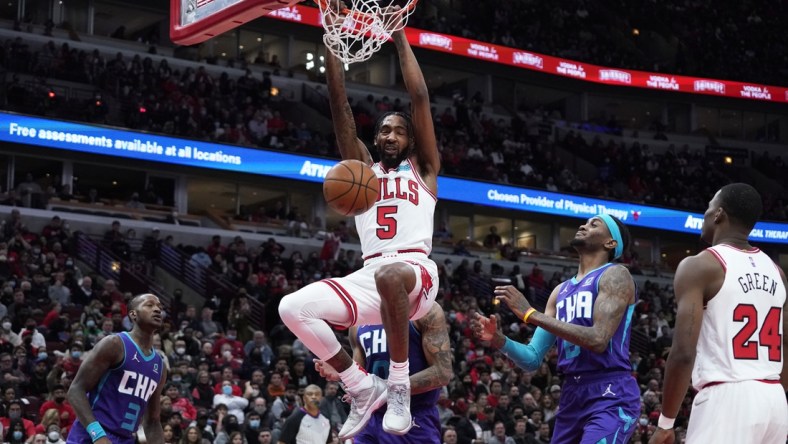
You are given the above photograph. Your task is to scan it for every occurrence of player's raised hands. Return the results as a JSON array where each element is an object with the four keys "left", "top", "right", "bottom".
[
  {"left": 313, "top": 358, "right": 341, "bottom": 382},
  {"left": 380, "top": 5, "right": 405, "bottom": 33},
  {"left": 323, "top": 0, "right": 349, "bottom": 28},
  {"left": 471, "top": 312, "right": 506, "bottom": 349},
  {"left": 494, "top": 286, "right": 533, "bottom": 320}
]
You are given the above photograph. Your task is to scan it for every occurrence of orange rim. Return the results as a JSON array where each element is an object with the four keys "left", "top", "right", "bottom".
[{"left": 317, "top": 0, "right": 419, "bottom": 25}]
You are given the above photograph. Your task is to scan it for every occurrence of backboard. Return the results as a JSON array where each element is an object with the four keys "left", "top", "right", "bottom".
[{"left": 170, "top": 0, "right": 300, "bottom": 46}]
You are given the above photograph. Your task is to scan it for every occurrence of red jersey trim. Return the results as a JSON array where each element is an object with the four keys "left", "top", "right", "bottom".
[
  {"left": 322, "top": 279, "right": 358, "bottom": 328},
  {"left": 407, "top": 158, "right": 438, "bottom": 202},
  {"left": 705, "top": 248, "right": 727, "bottom": 272},
  {"left": 718, "top": 243, "right": 760, "bottom": 254}
]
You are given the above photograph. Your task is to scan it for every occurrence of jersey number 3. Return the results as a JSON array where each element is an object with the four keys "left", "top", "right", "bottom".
[
  {"left": 376, "top": 206, "right": 397, "bottom": 239},
  {"left": 731, "top": 304, "right": 782, "bottom": 361}
]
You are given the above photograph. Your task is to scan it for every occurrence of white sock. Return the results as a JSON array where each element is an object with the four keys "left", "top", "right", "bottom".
[
  {"left": 339, "top": 363, "right": 372, "bottom": 394},
  {"left": 388, "top": 360, "right": 410, "bottom": 385}
]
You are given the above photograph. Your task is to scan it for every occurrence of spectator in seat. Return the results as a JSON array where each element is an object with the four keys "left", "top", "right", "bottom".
[
  {"left": 41, "top": 303, "right": 62, "bottom": 330},
  {"left": 242, "top": 370, "right": 266, "bottom": 402},
  {"left": 265, "top": 372, "right": 285, "bottom": 404},
  {"left": 29, "top": 355, "right": 50, "bottom": 395},
  {"left": 38, "top": 385, "right": 74, "bottom": 431},
  {"left": 35, "top": 408, "right": 60, "bottom": 435},
  {"left": 206, "top": 235, "right": 226, "bottom": 258},
  {"left": 41, "top": 217, "right": 68, "bottom": 248},
  {"left": 213, "top": 380, "right": 249, "bottom": 424},
  {"left": 0, "top": 352, "right": 25, "bottom": 387},
  {"left": 48, "top": 274, "right": 70, "bottom": 307},
  {"left": 20, "top": 319, "right": 45, "bottom": 352},
  {"left": 165, "top": 383, "right": 197, "bottom": 422},
  {"left": 169, "top": 338, "right": 192, "bottom": 365},
  {"left": 142, "top": 227, "right": 161, "bottom": 262},
  {"left": 2, "top": 400, "right": 36, "bottom": 437},
  {"left": 100, "top": 279, "right": 124, "bottom": 306},
  {"left": 270, "top": 384, "right": 299, "bottom": 429},
  {"left": 215, "top": 343, "right": 243, "bottom": 372},
  {"left": 59, "top": 341, "right": 83, "bottom": 379},
  {"left": 195, "top": 307, "right": 222, "bottom": 340},
  {"left": 72, "top": 276, "right": 94, "bottom": 309},
  {"left": 318, "top": 381, "right": 346, "bottom": 429},
  {"left": 483, "top": 226, "right": 503, "bottom": 249},
  {"left": 213, "top": 327, "right": 243, "bottom": 358},
  {"left": 190, "top": 248, "right": 211, "bottom": 268},
  {"left": 0, "top": 318, "right": 22, "bottom": 352},
  {"left": 243, "top": 331, "right": 273, "bottom": 370},
  {"left": 191, "top": 370, "right": 215, "bottom": 411}
]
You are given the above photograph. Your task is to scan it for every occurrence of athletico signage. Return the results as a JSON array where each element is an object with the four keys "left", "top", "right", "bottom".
[
  {"left": 263, "top": 5, "right": 788, "bottom": 104},
  {"left": 1, "top": 112, "right": 787, "bottom": 243}
]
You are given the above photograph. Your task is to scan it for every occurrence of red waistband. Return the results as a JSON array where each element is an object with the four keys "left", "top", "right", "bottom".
[
  {"left": 363, "top": 249, "right": 428, "bottom": 261},
  {"left": 702, "top": 379, "right": 780, "bottom": 390}
]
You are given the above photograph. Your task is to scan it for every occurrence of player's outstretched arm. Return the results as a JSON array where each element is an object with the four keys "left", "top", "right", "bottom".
[
  {"left": 411, "top": 304, "right": 453, "bottom": 394},
  {"left": 141, "top": 365, "right": 167, "bottom": 443},
  {"left": 497, "top": 265, "right": 633, "bottom": 353},
  {"left": 325, "top": 49, "right": 372, "bottom": 164},
  {"left": 392, "top": 30, "right": 439, "bottom": 193},
  {"left": 67, "top": 335, "right": 123, "bottom": 444}
]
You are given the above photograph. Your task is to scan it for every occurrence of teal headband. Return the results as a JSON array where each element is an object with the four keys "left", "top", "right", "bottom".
[{"left": 597, "top": 214, "right": 624, "bottom": 260}]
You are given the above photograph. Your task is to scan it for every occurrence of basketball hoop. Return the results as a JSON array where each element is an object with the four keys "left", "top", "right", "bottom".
[{"left": 317, "top": 0, "right": 419, "bottom": 64}]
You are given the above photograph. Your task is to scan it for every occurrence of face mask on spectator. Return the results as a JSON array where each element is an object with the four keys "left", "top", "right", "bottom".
[
  {"left": 226, "top": 335, "right": 236, "bottom": 341},
  {"left": 38, "top": 352, "right": 47, "bottom": 360},
  {"left": 48, "top": 431, "right": 60, "bottom": 442},
  {"left": 176, "top": 347, "right": 186, "bottom": 355},
  {"left": 13, "top": 431, "right": 22, "bottom": 440},
  {"left": 1, "top": 322, "right": 11, "bottom": 331},
  {"left": 249, "top": 419, "right": 260, "bottom": 429},
  {"left": 86, "top": 320, "right": 96, "bottom": 328},
  {"left": 172, "top": 376, "right": 182, "bottom": 383},
  {"left": 222, "top": 386, "right": 232, "bottom": 395},
  {"left": 9, "top": 412, "right": 20, "bottom": 420},
  {"left": 639, "top": 418, "right": 648, "bottom": 426},
  {"left": 54, "top": 395, "right": 65, "bottom": 403},
  {"left": 71, "top": 351, "right": 81, "bottom": 359},
  {"left": 223, "top": 350, "right": 232, "bottom": 359}
]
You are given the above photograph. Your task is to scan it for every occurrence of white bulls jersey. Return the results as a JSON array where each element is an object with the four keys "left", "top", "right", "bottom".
[
  {"left": 355, "top": 158, "right": 437, "bottom": 258},
  {"left": 692, "top": 244, "right": 785, "bottom": 390}
]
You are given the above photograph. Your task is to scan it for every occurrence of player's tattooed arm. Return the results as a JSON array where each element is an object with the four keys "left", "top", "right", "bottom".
[
  {"left": 411, "top": 304, "right": 453, "bottom": 394},
  {"left": 325, "top": 50, "right": 373, "bottom": 164},
  {"left": 529, "top": 265, "right": 634, "bottom": 353}
]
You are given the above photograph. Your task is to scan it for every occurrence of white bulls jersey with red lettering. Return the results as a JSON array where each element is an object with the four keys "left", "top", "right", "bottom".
[
  {"left": 355, "top": 158, "right": 437, "bottom": 258},
  {"left": 692, "top": 244, "right": 785, "bottom": 390}
]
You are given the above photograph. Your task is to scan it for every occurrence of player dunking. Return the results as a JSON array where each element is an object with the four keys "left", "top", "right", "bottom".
[
  {"left": 67, "top": 293, "right": 166, "bottom": 444},
  {"left": 473, "top": 215, "right": 641, "bottom": 444},
  {"left": 650, "top": 183, "right": 788, "bottom": 444},
  {"left": 316, "top": 303, "right": 452, "bottom": 443},
  {"left": 278, "top": 16, "right": 441, "bottom": 441}
]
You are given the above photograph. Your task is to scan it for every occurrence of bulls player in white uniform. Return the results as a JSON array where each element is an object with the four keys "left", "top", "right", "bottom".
[
  {"left": 651, "top": 183, "right": 788, "bottom": 444},
  {"left": 279, "top": 25, "right": 440, "bottom": 441}
]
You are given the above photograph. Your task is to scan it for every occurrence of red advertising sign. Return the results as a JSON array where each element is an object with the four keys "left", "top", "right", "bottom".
[{"left": 266, "top": 5, "right": 788, "bottom": 104}]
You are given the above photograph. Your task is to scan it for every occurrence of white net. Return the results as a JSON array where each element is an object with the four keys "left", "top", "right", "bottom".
[{"left": 317, "top": 0, "right": 418, "bottom": 64}]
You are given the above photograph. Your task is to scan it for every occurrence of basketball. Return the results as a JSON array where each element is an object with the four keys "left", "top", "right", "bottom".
[{"left": 323, "top": 160, "right": 380, "bottom": 216}]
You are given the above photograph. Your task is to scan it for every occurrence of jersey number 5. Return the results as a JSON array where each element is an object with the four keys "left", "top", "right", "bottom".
[
  {"left": 731, "top": 304, "right": 782, "bottom": 361},
  {"left": 376, "top": 206, "right": 397, "bottom": 239}
]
